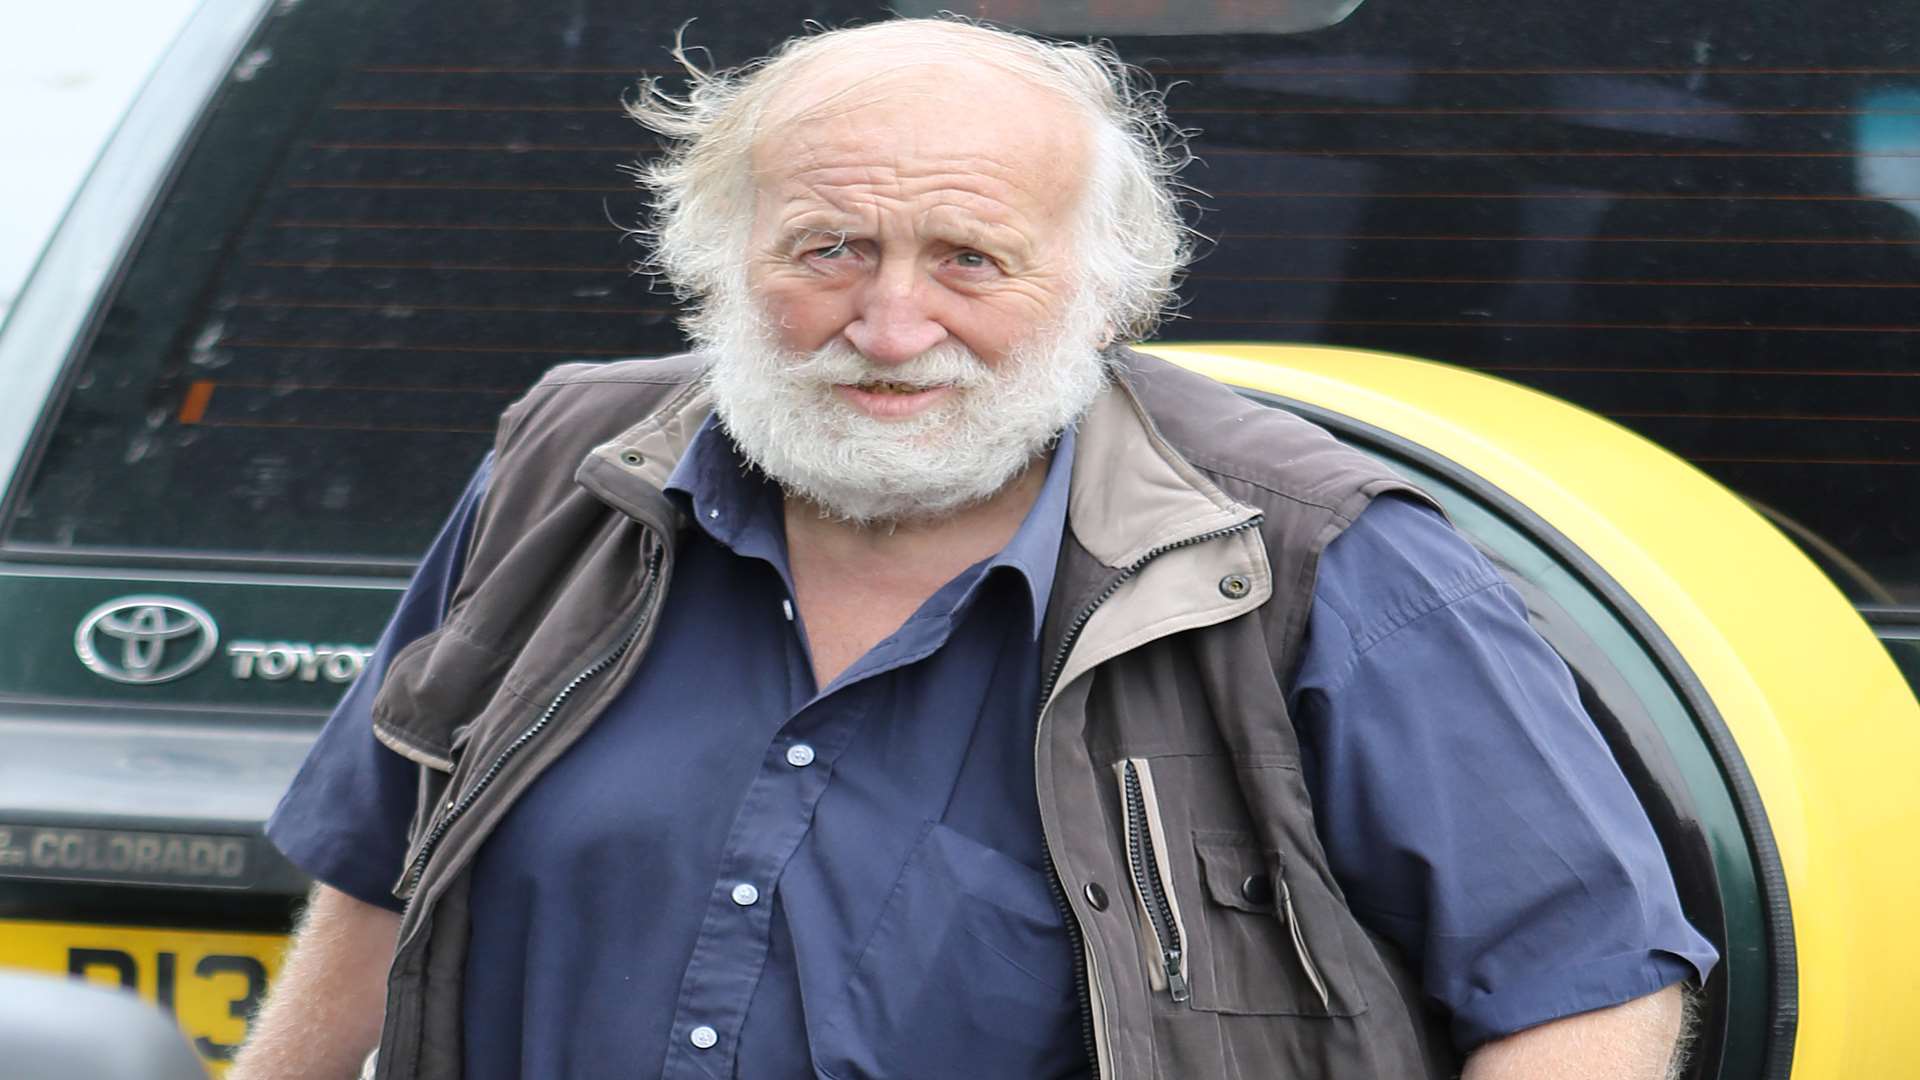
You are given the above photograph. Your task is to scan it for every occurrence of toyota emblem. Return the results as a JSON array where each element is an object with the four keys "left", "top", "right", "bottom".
[{"left": 74, "top": 596, "right": 220, "bottom": 685}]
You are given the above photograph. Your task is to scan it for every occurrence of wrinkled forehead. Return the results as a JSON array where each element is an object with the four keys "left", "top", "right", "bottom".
[{"left": 747, "top": 58, "right": 1094, "bottom": 228}]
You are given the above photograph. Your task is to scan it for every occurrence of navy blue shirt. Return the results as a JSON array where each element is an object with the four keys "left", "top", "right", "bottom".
[{"left": 268, "top": 421, "right": 1715, "bottom": 1075}]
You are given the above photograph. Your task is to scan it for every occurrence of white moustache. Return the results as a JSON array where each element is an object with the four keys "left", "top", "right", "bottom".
[
  {"left": 704, "top": 284, "right": 1109, "bottom": 525},
  {"left": 782, "top": 341, "right": 995, "bottom": 393}
]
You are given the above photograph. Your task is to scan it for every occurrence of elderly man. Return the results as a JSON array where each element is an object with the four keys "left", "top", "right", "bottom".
[{"left": 235, "top": 17, "right": 1714, "bottom": 1080}]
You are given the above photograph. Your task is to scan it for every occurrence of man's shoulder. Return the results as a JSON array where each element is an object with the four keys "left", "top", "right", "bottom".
[
  {"left": 1309, "top": 495, "right": 1510, "bottom": 662},
  {"left": 529, "top": 353, "right": 710, "bottom": 391},
  {"left": 1114, "top": 347, "right": 1424, "bottom": 524},
  {"left": 517, "top": 353, "right": 710, "bottom": 413},
  {"left": 500, "top": 353, "right": 710, "bottom": 446}
]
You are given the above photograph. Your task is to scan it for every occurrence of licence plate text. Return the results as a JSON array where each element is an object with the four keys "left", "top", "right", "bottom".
[{"left": 0, "top": 919, "right": 287, "bottom": 1075}]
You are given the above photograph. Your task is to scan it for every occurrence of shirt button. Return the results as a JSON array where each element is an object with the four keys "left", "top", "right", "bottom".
[
  {"left": 731, "top": 882, "right": 760, "bottom": 907},
  {"left": 689, "top": 1025, "right": 718, "bottom": 1050},
  {"left": 786, "top": 743, "right": 816, "bottom": 768}
]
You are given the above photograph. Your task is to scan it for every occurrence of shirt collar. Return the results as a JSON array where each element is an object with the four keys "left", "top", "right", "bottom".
[{"left": 665, "top": 415, "right": 1075, "bottom": 639}]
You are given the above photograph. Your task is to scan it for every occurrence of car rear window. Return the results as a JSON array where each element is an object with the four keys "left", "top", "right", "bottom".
[{"left": 4, "top": 0, "right": 1916, "bottom": 602}]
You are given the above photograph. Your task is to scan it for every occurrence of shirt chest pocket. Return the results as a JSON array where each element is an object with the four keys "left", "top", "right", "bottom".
[
  {"left": 812, "top": 822, "right": 1085, "bottom": 1080},
  {"left": 1115, "top": 758, "right": 1365, "bottom": 1018}
]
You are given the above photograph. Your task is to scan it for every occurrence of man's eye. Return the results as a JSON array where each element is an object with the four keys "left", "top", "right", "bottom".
[
  {"left": 809, "top": 243, "right": 849, "bottom": 260},
  {"left": 953, "top": 251, "right": 992, "bottom": 269}
]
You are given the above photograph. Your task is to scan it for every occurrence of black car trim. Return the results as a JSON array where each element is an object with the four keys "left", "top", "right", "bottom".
[
  {"left": 0, "top": 694, "right": 329, "bottom": 719},
  {"left": 0, "top": 564, "right": 405, "bottom": 589},
  {"left": 0, "top": 543, "right": 420, "bottom": 578}
]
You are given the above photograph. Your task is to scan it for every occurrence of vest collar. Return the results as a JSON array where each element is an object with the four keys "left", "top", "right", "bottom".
[
  {"left": 575, "top": 377, "right": 713, "bottom": 534},
  {"left": 1069, "top": 371, "right": 1263, "bottom": 568},
  {"left": 1041, "top": 372, "right": 1272, "bottom": 713}
]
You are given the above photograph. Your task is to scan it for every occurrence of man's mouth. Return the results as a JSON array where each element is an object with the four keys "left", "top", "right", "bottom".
[{"left": 834, "top": 380, "right": 955, "bottom": 418}]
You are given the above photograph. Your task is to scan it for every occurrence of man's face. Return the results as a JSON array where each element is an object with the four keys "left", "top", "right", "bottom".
[
  {"left": 744, "top": 66, "right": 1089, "bottom": 386},
  {"left": 701, "top": 66, "right": 1108, "bottom": 524}
]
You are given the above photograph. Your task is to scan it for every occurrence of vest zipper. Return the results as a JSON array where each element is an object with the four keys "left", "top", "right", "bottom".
[
  {"left": 1121, "top": 760, "right": 1189, "bottom": 1002},
  {"left": 1033, "top": 514, "right": 1263, "bottom": 1076},
  {"left": 1279, "top": 874, "right": 1333, "bottom": 1010},
  {"left": 399, "top": 546, "right": 665, "bottom": 904}
]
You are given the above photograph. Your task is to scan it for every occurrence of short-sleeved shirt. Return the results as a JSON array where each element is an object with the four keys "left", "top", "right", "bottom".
[{"left": 267, "top": 418, "right": 1715, "bottom": 1076}]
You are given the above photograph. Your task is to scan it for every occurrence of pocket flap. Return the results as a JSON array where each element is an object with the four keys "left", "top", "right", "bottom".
[{"left": 1194, "top": 834, "right": 1279, "bottom": 915}]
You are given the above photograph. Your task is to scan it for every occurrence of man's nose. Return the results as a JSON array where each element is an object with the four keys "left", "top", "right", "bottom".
[{"left": 843, "top": 261, "right": 948, "bottom": 364}]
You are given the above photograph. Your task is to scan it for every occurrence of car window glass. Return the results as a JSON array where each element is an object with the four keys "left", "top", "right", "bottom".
[{"left": 4, "top": 0, "right": 1916, "bottom": 603}]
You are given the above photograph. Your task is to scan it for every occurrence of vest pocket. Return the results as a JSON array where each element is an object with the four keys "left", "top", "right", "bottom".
[{"left": 1189, "top": 832, "right": 1365, "bottom": 1017}]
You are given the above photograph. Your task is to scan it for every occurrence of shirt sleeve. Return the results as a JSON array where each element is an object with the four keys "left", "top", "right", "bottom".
[
  {"left": 1288, "top": 494, "right": 1719, "bottom": 1050},
  {"left": 264, "top": 455, "right": 494, "bottom": 912}
]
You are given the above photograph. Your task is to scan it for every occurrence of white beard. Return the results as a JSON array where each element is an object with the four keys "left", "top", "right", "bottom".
[{"left": 700, "top": 290, "right": 1110, "bottom": 526}]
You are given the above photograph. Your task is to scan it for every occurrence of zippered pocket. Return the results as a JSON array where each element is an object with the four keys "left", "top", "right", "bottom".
[{"left": 1115, "top": 757, "right": 1191, "bottom": 1003}]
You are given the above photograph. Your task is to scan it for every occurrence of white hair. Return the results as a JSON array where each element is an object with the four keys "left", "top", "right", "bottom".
[{"left": 624, "top": 17, "right": 1195, "bottom": 344}]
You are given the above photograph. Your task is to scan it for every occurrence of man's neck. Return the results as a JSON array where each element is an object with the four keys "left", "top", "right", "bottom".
[
  {"left": 780, "top": 451, "right": 1053, "bottom": 688},
  {"left": 783, "top": 452, "right": 1053, "bottom": 573}
]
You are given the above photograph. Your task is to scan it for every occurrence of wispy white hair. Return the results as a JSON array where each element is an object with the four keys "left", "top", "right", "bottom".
[{"left": 624, "top": 17, "right": 1195, "bottom": 345}]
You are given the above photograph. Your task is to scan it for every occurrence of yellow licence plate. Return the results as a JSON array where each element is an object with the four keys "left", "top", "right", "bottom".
[{"left": 0, "top": 918, "right": 287, "bottom": 1076}]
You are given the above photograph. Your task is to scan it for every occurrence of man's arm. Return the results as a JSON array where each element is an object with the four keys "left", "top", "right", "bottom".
[
  {"left": 1462, "top": 983, "right": 1689, "bottom": 1080},
  {"left": 1292, "top": 496, "right": 1717, "bottom": 1060},
  {"left": 241, "top": 461, "right": 491, "bottom": 1078},
  {"left": 229, "top": 884, "right": 400, "bottom": 1080}
]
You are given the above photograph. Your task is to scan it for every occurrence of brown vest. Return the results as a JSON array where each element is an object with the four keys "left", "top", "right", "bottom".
[{"left": 369, "top": 348, "right": 1456, "bottom": 1079}]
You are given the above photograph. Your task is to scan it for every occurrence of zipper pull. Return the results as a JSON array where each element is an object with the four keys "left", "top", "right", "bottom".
[{"left": 1165, "top": 947, "right": 1191, "bottom": 1003}]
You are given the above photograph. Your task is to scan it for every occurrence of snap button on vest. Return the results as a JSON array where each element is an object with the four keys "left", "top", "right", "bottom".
[
  {"left": 1219, "top": 573, "right": 1251, "bottom": 599},
  {"left": 620, "top": 450, "right": 644, "bottom": 466},
  {"left": 1084, "top": 882, "right": 1109, "bottom": 911},
  {"left": 1241, "top": 873, "right": 1274, "bottom": 906}
]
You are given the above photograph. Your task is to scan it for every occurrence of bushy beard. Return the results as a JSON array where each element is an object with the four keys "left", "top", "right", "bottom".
[{"left": 700, "top": 290, "right": 1110, "bottom": 526}]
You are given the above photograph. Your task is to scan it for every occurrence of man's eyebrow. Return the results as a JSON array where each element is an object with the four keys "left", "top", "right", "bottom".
[
  {"left": 931, "top": 217, "right": 1031, "bottom": 257},
  {"left": 774, "top": 223, "right": 855, "bottom": 251},
  {"left": 768, "top": 217, "right": 860, "bottom": 247},
  {"left": 950, "top": 223, "right": 1007, "bottom": 250}
]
